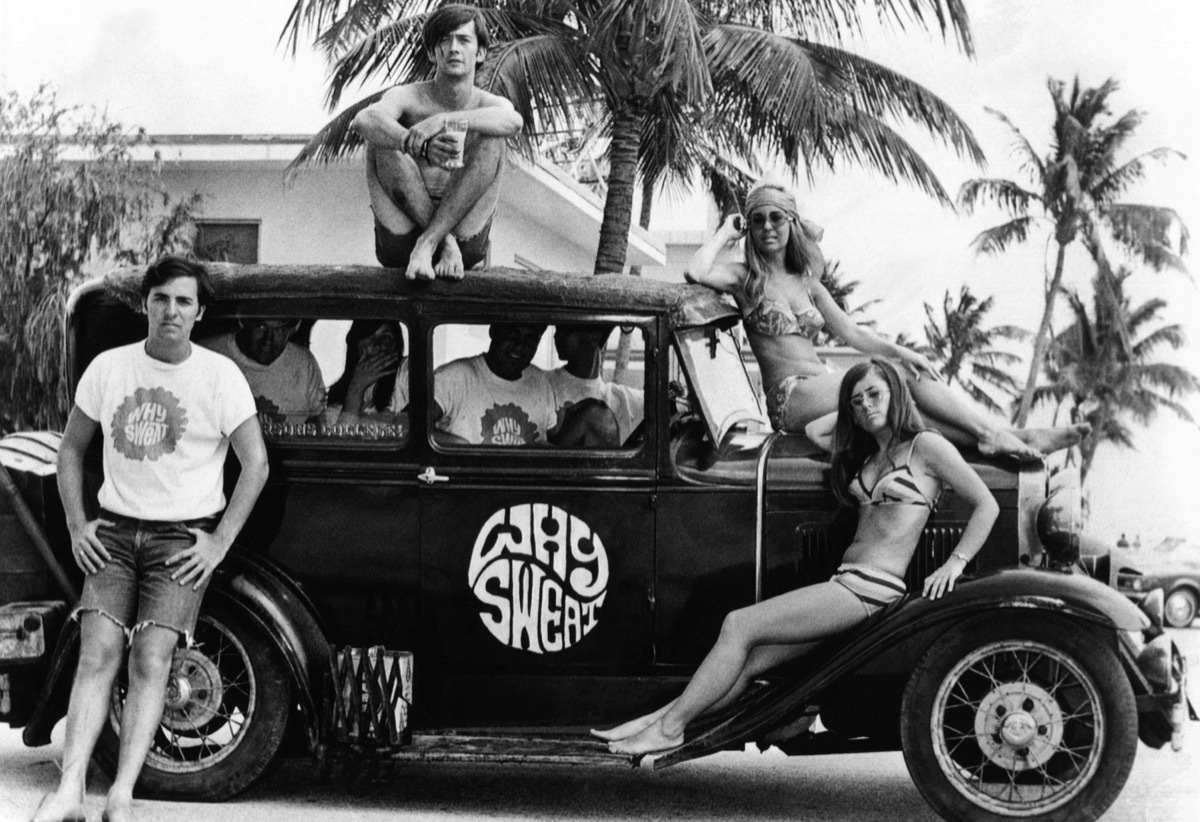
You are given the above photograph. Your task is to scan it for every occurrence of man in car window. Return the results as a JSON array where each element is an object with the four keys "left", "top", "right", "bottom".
[
  {"left": 203, "top": 318, "right": 326, "bottom": 425},
  {"left": 352, "top": 3, "right": 522, "bottom": 281},
  {"left": 548, "top": 324, "right": 645, "bottom": 446},
  {"left": 433, "top": 323, "right": 557, "bottom": 445}
]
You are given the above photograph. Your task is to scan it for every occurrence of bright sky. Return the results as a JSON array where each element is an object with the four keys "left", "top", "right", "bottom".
[{"left": 2, "top": 0, "right": 1199, "bottom": 548}]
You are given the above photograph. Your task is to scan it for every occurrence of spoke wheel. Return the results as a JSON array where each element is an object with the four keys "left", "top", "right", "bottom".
[
  {"left": 94, "top": 598, "right": 292, "bottom": 800},
  {"left": 901, "top": 616, "right": 1137, "bottom": 822}
]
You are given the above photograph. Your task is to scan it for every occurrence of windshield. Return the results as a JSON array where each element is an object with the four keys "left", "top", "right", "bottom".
[{"left": 673, "top": 326, "right": 769, "bottom": 444}]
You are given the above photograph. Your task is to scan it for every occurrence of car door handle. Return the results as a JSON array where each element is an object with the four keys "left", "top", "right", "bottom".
[{"left": 417, "top": 466, "right": 449, "bottom": 485}]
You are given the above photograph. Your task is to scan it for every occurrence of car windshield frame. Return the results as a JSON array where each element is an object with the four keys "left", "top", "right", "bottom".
[{"left": 673, "top": 325, "right": 770, "bottom": 444}]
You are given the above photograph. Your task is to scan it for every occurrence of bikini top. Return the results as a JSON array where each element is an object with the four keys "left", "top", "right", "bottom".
[
  {"left": 850, "top": 431, "right": 942, "bottom": 511},
  {"left": 742, "top": 293, "right": 825, "bottom": 341}
]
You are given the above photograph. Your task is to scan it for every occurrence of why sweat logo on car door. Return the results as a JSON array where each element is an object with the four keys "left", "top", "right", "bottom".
[{"left": 468, "top": 504, "right": 609, "bottom": 653}]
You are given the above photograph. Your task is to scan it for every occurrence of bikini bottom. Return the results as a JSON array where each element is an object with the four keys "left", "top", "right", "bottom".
[{"left": 831, "top": 563, "right": 907, "bottom": 619}]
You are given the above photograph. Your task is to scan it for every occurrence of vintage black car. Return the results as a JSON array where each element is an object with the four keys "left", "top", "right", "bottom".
[{"left": 0, "top": 264, "right": 1190, "bottom": 822}]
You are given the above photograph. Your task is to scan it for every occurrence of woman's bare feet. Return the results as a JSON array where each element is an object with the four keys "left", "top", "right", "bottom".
[
  {"left": 607, "top": 719, "right": 684, "bottom": 755},
  {"left": 977, "top": 428, "right": 1042, "bottom": 462},
  {"left": 591, "top": 701, "right": 674, "bottom": 742},
  {"left": 30, "top": 790, "right": 86, "bottom": 822},
  {"left": 1014, "top": 423, "right": 1091, "bottom": 455}
]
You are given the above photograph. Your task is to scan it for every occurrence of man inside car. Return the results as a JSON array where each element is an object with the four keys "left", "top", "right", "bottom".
[
  {"left": 548, "top": 323, "right": 645, "bottom": 447},
  {"left": 433, "top": 322, "right": 558, "bottom": 446},
  {"left": 203, "top": 318, "right": 326, "bottom": 425}
]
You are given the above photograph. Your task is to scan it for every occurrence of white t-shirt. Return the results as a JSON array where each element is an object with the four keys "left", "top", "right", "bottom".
[
  {"left": 434, "top": 355, "right": 557, "bottom": 445},
  {"left": 547, "top": 369, "right": 645, "bottom": 444},
  {"left": 202, "top": 332, "right": 326, "bottom": 422},
  {"left": 74, "top": 342, "right": 258, "bottom": 521}
]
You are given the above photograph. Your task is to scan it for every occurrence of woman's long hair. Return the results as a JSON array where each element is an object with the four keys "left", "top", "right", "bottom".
[
  {"left": 326, "top": 320, "right": 403, "bottom": 412},
  {"left": 743, "top": 183, "right": 815, "bottom": 305},
  {"left": 830, "top": 359, "right": 928, "bottom": 505}
]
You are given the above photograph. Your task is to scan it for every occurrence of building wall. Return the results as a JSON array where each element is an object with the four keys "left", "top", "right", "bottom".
[{"left": 157, "top": 159, "right": 624, "bottom": 273}]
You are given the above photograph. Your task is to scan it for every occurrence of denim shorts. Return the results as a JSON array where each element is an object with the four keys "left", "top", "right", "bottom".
[{"left": 71, "top": 509, "right": 220, "bottom": 646}]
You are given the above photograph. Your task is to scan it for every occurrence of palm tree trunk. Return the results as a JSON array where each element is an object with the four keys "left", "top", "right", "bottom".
[
  {"left": 593, "top": 102, "right": 641, "bottom": 276},
  {"left": 613, "top": 175, "right": 656, "bottom": 383},
  {"left": 1014, "top": 242, "right": 1068, "bottom": 426}
]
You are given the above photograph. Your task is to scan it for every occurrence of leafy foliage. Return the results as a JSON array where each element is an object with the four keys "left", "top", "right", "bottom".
[
  {"left": 1034, "top": 268, "right": 1200, "bottom": 484},
  {"left": 958, "top": 77, "right": 1188, "bottom": 425},
  {"left": 0, "top": 86, "right": 200, "bottom": 433},
  {"left": 920, "top": 285, "right": 1026, "bottom": 416},
  {"left": 280, "top": 0, "right": 982, "bottom": 276}
]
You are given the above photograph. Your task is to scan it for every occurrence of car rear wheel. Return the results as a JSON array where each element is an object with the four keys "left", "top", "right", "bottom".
[
  {"left": 900, "top": 616, "right": 1137, "bottom": 822},
  {"left": 94, "top": 598, "right": 292, "bottom": 800},
  {"left": 1164, "top": 588, "right": 1198, "bottom": 628}
]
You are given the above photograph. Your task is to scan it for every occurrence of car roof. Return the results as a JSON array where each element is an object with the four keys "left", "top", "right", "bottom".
[{"left": 94, "top": 264, "right": 740, "bottom": 331}]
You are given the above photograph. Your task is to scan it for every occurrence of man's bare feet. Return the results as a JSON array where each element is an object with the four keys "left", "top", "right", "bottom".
[
  {"left": 435, "top": 235, "right": 465, "bottom": 280},
  {"left": 608, "top": 719, "right": 684, "bottom": 755},
  {"left": 404, "top": 239, "right": 437, "bottom": 281},
  {"left": 31, "top": 790, "right": 86, "bottom": 822},
  {"left": 977, "top": 427, "right": 1042, "bottom": 462},
  {"left": 1014, "top": 423, "right": 1091, "bottom": 455},
  {"left": 102, "top": 793, "right": 136, "bottom": 822},
  {"left": 591, "top": 701, "right": 674, "bottom": 742}
]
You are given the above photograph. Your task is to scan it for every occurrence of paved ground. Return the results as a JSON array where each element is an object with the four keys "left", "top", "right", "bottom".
[{"left": 2, "top": 628, "right": 1198, "bottom": 822}]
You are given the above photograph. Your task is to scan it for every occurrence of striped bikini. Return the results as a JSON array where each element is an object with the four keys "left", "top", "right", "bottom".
[{"left": 833, "top": 432, "right": 942, "bottom": 616}]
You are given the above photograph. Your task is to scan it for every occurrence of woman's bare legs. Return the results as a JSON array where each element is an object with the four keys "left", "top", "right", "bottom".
[
  {"left": 608, "top": 581, "right": 866, "bottom": 755},
  {"left": 590, "top": 640, "right": 820, "bottom": 742},
  {"left": 778, "top": 370, "right": 1087, "bottom": 459}
]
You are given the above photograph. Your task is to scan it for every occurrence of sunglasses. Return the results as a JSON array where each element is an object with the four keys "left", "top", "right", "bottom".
[
  {"left": 850, "top": 386, "right": 890, "bottom": 411},
  {"left": 749, "top": 210, "right": 792, "bottom": 228}
]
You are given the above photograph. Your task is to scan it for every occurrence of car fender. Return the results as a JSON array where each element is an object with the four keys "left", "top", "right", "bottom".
[
  {"left": 209, "top": 550, "right": 331, "bottom": 751},
  {"left": 21, "top": 549, "right": 330, "bottom": 752},
  {"left": 652, "top": 567, "right": 1148, "bottom": 770}
]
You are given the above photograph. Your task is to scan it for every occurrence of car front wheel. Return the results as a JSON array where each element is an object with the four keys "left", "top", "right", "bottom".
[
  {"left": 1164, "top": 588, "right": 1198, "bottom": 628},
  {"left": 94, "top": 598, "right": 293, "bottom": 800},
  {"left": 901, "top": 616, "right": 1138, "bottom": 822}
]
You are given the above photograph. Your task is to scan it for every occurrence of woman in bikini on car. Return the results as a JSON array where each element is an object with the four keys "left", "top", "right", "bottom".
[
  {"left": 593, "top": 359, "right": 998, "bottom": 755},
  {"left": 684, "top": 181, "right": 1089, "bottom": 460}
]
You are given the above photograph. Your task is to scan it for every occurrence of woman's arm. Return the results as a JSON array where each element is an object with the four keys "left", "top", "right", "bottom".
[
  {"left": 916, "top": 432, "right": 999, "bottom": 599},
  {"left": 809, "top": 280, "right": 940, "bottom": 380},
  {"left": 684, "top": 215, "right": 749, "bottom": 293}
]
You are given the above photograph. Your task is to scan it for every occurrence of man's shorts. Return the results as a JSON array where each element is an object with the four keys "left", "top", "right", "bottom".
[
  {"left": 374, "top": 218, "right": 492, "bottom": 270},
  {"left": 71, "top": 509, "right": 220, "bottom": 647}
]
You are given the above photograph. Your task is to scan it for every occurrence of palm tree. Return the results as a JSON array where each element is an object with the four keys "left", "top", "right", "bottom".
[
  {"left": 920, "top": 285, "right": 1026, "bottom": 416},
  {"left": 281, "top": 0, "right": 983, "bottom": 276},
  {"left": 958, "top": 77, "right": 1188, "bottom": 426},
  {"left": 1033, "top": 267, "right": 1200, "bottom": 484}
]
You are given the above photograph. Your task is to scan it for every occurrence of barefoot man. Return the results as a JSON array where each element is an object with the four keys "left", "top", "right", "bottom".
[{"left": 352, "top": 3, "right": 523, "bottom": 280}]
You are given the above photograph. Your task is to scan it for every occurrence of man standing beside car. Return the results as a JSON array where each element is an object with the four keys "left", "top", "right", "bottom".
[
  {"left": 34, "top": 256, "right": 268, "bottom": 822},
  {"left": 352, "top": 3, "right": 523, "bottom": 281}
]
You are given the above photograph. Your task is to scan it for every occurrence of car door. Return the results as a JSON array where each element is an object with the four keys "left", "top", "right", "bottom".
[{"left": 415, "top": 312, "right": 658, "bottom": 727}]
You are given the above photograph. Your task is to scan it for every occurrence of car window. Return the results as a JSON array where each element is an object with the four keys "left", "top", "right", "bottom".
[
  {"left": 431, "top": 322, "right": 646, "bottom": 450},
  {"left": 197, "top": 317, "right": 410, "bottom": 445}
]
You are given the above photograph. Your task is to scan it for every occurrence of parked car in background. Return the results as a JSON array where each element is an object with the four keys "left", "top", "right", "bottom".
[
  {"left": 0, "top": 264, "right": 1191, "bottom": 822},
  {"left": 1117, "top": 557, "right": 1200, "bottom": 628}
]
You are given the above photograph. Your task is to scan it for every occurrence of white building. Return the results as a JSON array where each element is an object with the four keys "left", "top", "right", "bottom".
[{"left": 140, "top": 134, "right": 669, "bottom": 274}]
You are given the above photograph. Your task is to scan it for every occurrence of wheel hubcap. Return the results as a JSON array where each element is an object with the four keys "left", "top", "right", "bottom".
[
  {"left": 161, "top": 647, "right": 225, "bottom": 731},
  {"left": 975, "top": 682, "right": 1064, "bottom": 770}
]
